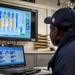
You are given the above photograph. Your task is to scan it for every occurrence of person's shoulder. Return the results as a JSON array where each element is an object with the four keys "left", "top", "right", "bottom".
[
  {"left": 55, "top": 40, "right": 75, "bottom": 59},
  {"left": 60, "top": 40, "right": 75, "bottom": 52}
]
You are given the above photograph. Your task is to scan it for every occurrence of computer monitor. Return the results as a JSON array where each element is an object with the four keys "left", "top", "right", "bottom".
[
  {"left": 0, "top": 3, "right": 38, "bottom": 41},
  {"left": 0, "top": 45, "right": 25, "bottom": 66}
]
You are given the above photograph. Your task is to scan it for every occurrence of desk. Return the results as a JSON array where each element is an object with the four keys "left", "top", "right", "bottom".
[{"left": 34, "top": 67, "right": 52, "bottom": 75}]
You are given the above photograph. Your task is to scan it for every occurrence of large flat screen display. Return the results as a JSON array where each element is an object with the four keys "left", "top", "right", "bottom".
[{"left": 0, "top": 3, "right": 38, "bottom": 41}]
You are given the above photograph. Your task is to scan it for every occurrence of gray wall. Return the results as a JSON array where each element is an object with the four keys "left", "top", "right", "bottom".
[{"left": 36, "top": 0, "right": 69, "bottom": 8}]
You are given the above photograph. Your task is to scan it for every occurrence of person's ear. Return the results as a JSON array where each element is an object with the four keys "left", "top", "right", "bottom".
[{"left": 54, "top": 27, "right": 59, "bottom": 36}]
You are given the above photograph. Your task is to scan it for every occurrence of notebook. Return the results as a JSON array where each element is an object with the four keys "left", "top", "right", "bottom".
[{"left": 0, "top": 44, "right": 41, "bottom": 74}]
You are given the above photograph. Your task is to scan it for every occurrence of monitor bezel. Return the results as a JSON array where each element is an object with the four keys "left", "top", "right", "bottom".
[{"left": 0, "top": 3, "right": 38, "bottom": 42}]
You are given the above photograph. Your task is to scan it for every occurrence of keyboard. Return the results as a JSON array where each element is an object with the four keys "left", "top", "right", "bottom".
[
  {"left": 0, "top": 67, "right": 41, "bottom": 74},
  {"left": 25, "top": 68, "right": 41, "bottom": 75}
]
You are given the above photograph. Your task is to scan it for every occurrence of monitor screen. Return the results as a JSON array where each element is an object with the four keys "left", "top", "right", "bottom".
[
  {"left": 0, "top": 3, "right": 38, "bottom": 41},
  {"left": 0, "top": 45, "right": 25, "bottom": 66}
]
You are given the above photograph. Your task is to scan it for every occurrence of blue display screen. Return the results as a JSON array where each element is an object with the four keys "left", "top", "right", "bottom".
[
  {"left": 0, "top": 7, "right": 31, "bottom": 38},
  {"left": 0, "top": 46, "right": 25, "bottom": 65}
]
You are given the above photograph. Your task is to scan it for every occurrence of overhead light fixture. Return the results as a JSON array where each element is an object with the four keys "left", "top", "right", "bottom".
[
  {"left": 57, "top": 0, "right": 75, "bottom": 9},
  {"left": 61, "top": 0, "right": 65, "bottom": 2},
  {"left": 57, "top": 0, "right": 60, "bottom": 6}
]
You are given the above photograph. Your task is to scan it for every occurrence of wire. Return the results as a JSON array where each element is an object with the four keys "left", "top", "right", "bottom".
[{"left": 5, "top": 40, "right": 17, "bottom": 45}]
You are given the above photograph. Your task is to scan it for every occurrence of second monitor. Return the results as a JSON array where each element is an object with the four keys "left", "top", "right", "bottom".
[{"left": 0, "top": 3, "right": 38, "bottom": 41}]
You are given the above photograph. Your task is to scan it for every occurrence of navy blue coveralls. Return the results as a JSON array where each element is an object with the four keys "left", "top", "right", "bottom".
[{"left": 48, "top": 29, "right": 75, "bottom": 75}]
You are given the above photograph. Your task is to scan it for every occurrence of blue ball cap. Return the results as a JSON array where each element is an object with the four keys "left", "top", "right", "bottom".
[{"left": 44, "top": 8, "right": 75, "bottom": 31}]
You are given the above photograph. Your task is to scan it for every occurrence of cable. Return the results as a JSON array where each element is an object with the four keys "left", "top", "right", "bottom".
[{"left": 70, "top": 0, "right": 75, "bottom": 3}]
